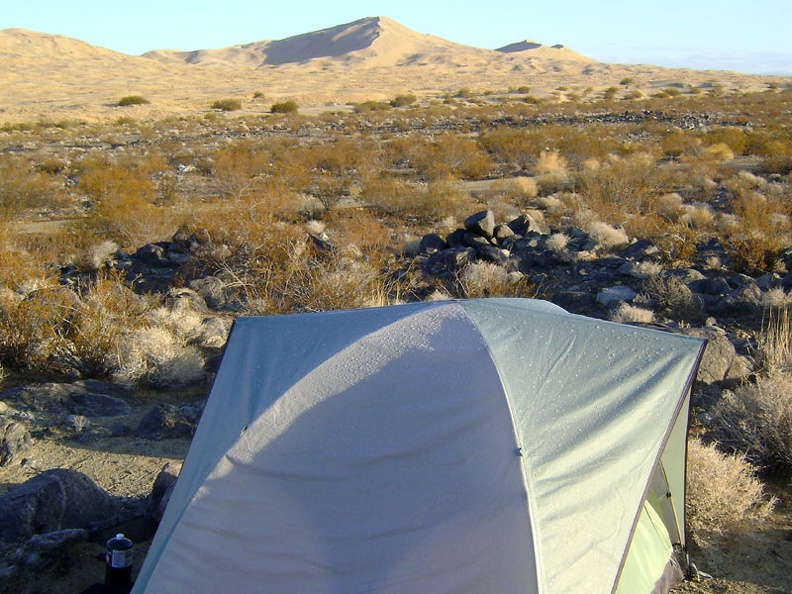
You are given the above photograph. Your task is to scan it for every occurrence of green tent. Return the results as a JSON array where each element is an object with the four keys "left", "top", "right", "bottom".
[{"left": 133, "top": 298, "right": 705, "bottom": 593}]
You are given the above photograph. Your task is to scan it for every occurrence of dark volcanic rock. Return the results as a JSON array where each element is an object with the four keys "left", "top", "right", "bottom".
[
  {"left": 464, "top": 210, "right": 496, "bottom": 238},
  {"left": 0, "top": 380, "right": 139, "bottom": 418},
  {"left": 137, "top": 404, "right": 196, "bottom": 440},
  {"left": 0, "top": 419, "right": 31, "bottom": 467},
  {"left": 0, "top": 469, "right": 115, "bottom": 543}
]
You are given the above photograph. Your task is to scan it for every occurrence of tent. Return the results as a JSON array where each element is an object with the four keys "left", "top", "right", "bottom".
[{"left": 132, "top": 298, "right": 705, "bottom": 594}]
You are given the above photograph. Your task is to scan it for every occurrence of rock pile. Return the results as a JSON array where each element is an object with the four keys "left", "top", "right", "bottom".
[{"left": 417, "top": 209, "right": 789, "bottom": 326}]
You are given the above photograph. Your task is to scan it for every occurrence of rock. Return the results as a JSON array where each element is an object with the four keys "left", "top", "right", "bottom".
[
  {"left": 445, "top": 228, "right": 468, "bottom": 248},
  {"left": 137, "top": 404, "right": 195, "bottom": 440},
  {"left": 506, "top": 213, "right": 543, "bottom": 236},
  {"left": 424, "top": 248, "right": 476, "bottom": 277},
  {"left": 134, "top": 243, "right": 171, "bottom": 266},
  {"left": 493, "top": 224, "right": 515, "bottom": 242},
  {"left": 688, "top": 277, "right": 732, "bottom": 296},
  {"left": 619, "top": 239, "right": 660, "bottom": 261},
  {"left": 0, "top": 469, "right": 115, "bottom": 543},
  {"left": 419, "top": 234, "right": 447, "bottom": 254},
  {"left": 596, "top": 286, "right": 638, "bottom": 307},
  {"left": 164, "top": 287, "right": 210, "bottom": 314},
  {"left": 191, "top": 316, "right": 233, "bottom": 350},
  {"left": 149, "top": 462, "right": 183, "bottom": 522},
  {"left": 0, "top": 381, "right": 138, "bottom": 418},
  {"left": 14, "top": 528, "right": 88, "bottom": 572},
  {"left": 0, "top": 419, "right": 31, "bottom": 466},
  {"left": 464, "top": 210, "right": 496, "bottom": 238},
  {"left": 473, "top": 244, "right": 510, "bottom": 264},
  {"left": 189, "top": 276, "right": 229, "bottom": 310},
  {"left": 681, "top": 327, "right": 753, "bottom": 385}
]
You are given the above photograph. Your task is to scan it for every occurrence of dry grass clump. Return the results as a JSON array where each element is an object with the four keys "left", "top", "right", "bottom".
[
  {"left": 575, "top": 152, "right": 667, "bottom": 221},
  {"left": 686, "top": 437, "right": 775, "bottom": 545},
  {"left": 114, "top": 326, "right": 206, "bottom": 388},
  {"left": 585, "top": 220, "right": 630, "bottom": 251},
  {"left": 712, "top": 307, "right": 792, "bottom": 469},
  {"left": 0, "top": 274, "right": 150, "bottom": 378},
  {"left": 454, "top": 261, "right": 532, "bottom": 299},
  {"left": 608, "top": 303, "right": 655, "bottom": 324},
  {"left": 718, "top": 189, "right": 792, "bottom": 274},
  {"left": 642, "top": 273, "right": 700, "bottom": 319}
]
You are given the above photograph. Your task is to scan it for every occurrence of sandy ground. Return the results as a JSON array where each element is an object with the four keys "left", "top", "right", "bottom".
[{"left": 0, "top": 398, "right": 789, "bottom": 593}]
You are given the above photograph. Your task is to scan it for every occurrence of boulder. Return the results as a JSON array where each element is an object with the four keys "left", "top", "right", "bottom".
[
  {"left": 464, "top": 210, "right": 496, "bottom": 238},
  {"left": 0, "top": 381, "right": 138, "bottom": 418},
  {"left": 149, "top": 462, "right": 183, "bottom": 522},
  {"left": 681, "top": 327, "right": 752, "bottom": 385},
  {"left": 137, "top": 404, "right": 196, "bottom": 440},
  {"left": 424, "top": 248, "right": 476, "bottom": 278},
  {"left": 13, "top": 528, "right": 88, "bottom": 572},
  {"left": 419, "top": 234, "right": 447, "bottom": 254},
  {"left": 0, "top": 469, "right": 115, "bottom": 543},
  {"left": 0, "top": 419, "right": 31, "bottom": 466},
  {"left": 596, "top": 286, "right": 638, "bottom": 307}
]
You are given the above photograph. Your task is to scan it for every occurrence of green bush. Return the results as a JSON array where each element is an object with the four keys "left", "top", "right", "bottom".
[
  {"left": 211, "top": 98, "right": 242, "bottom": 112},
  {"left": 271, "top": 101, "right": 298, "bottom": 114},
  {"left": 118, "top": 95, "right": 150, "bottom": 107}
]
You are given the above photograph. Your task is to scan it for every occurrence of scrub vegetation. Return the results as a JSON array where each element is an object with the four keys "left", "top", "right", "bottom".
[{"left": 1, "top": 84, "right": 792, "bottom": 587}]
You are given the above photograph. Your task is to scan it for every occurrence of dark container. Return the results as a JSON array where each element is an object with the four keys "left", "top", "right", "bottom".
[{"left": 104, "top": 533, "right": 133, "bottom": 585}]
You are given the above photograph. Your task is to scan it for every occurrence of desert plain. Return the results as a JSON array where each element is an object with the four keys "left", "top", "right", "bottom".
[{"left": 0, "top": 15, "right": 791, "bottom": 594}]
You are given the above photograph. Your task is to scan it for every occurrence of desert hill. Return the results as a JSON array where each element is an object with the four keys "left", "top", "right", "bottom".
[
  {"left": 496, "top": 39, "right": 593, "bottom": 62},
  {"left": 0, "top": 17, "right": 788, "bottom": 123},
  {"left": 142, "top": 16, "right": 593, "bottom": 69},
  {"left": 144, "top": 16, "right": 471, "bottom": 68}
]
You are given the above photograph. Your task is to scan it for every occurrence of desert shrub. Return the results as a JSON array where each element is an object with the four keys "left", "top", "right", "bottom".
[
  {"left": 478, "top": 126, "right": 544, "bottom": 171},
  {"left": 642, "top": 273, "right": 700, "bottom": 319},
  {"left": 704, "top": 127, "right": 747, "bottom": 155},
  {"left": 608, "top": 303, "right": 655, "bottom": 324},
  {"left": 0, "top": 274, "right": 148, "bottom": 377},
  {"left": 211, "top": 98, "right": 242, "bottom": 112},
  {"left": 713, "top": 306, "right": 792, "bottom": 461},
  {"left": 576, "top": 152, "right": 667, "bottom": 221},
  {"left": 114, "top": 326, "right": 205, "bottom": 387},
  {"left": 712, "top": 309, "right": 792, "bottom": 470},
  {"left": 703, "top": 142, "right": 735, "bottom": 161},
  {"left": 534, "top": 150, "right": 567, "bottom": 176},
  {"left": 585, "top": 220, "right": 630, "bottom": 251},
  {"left": 654, "top": 193, "right": 685, "bottom": 221},
  {"left": 412, "top": 133, "right": 495, "bottom": 181},
  {"left": 545, "top": 232, "right": 569, "bottom": 253},
  {"left": 686, "top": 438, "right": 774, "bottom": 544},
  {"left": 354, "top": 100, "right": 391, "bottom": 113},
  {"left": 0, "top": 284, "right": 63, "bottom": 370},
  {"left": 118, "top": 95, "right": 150, "bottom": 107},
  {"left": 0, "top": 155, "right": 62, "bottom": 216},
  {"left": 271, "top": 100, "right": 298, "bottom": 114},
  {"left": 390, "top": 94, "right": 417, "bottom": 107},
  {"left": 76, "top": 156, "right": 162, "bottom": 248},
  {"left": 660, "top": 129, "right": 699, "bottom": 158},
  {"left": 455, "top": 261, "right": 532, "bottom": 299},
  {"left": 721, "top": 191, "right": 791, "bottom": 274},
  {"left": 51, "top": 275, "right": 150, "bottom": 378}
]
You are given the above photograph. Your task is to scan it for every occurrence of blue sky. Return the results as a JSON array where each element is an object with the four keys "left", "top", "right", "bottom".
[{"left": 3, "top": 0, "right": 791, "bottom": 75}]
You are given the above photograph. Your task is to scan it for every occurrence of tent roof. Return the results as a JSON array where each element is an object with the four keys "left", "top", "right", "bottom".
[{"left": 134, "top": 299, "right": 704, "bottom": 594}]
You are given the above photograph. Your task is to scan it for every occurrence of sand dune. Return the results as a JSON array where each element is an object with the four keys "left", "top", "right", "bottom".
[{"left": 0, "top": 17, "right": 788, "bottom": 123}]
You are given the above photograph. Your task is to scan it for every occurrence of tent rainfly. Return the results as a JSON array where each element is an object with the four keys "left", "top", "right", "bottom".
[{"left": 132, "top": 298, "right": 705, "bottom": 594}]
